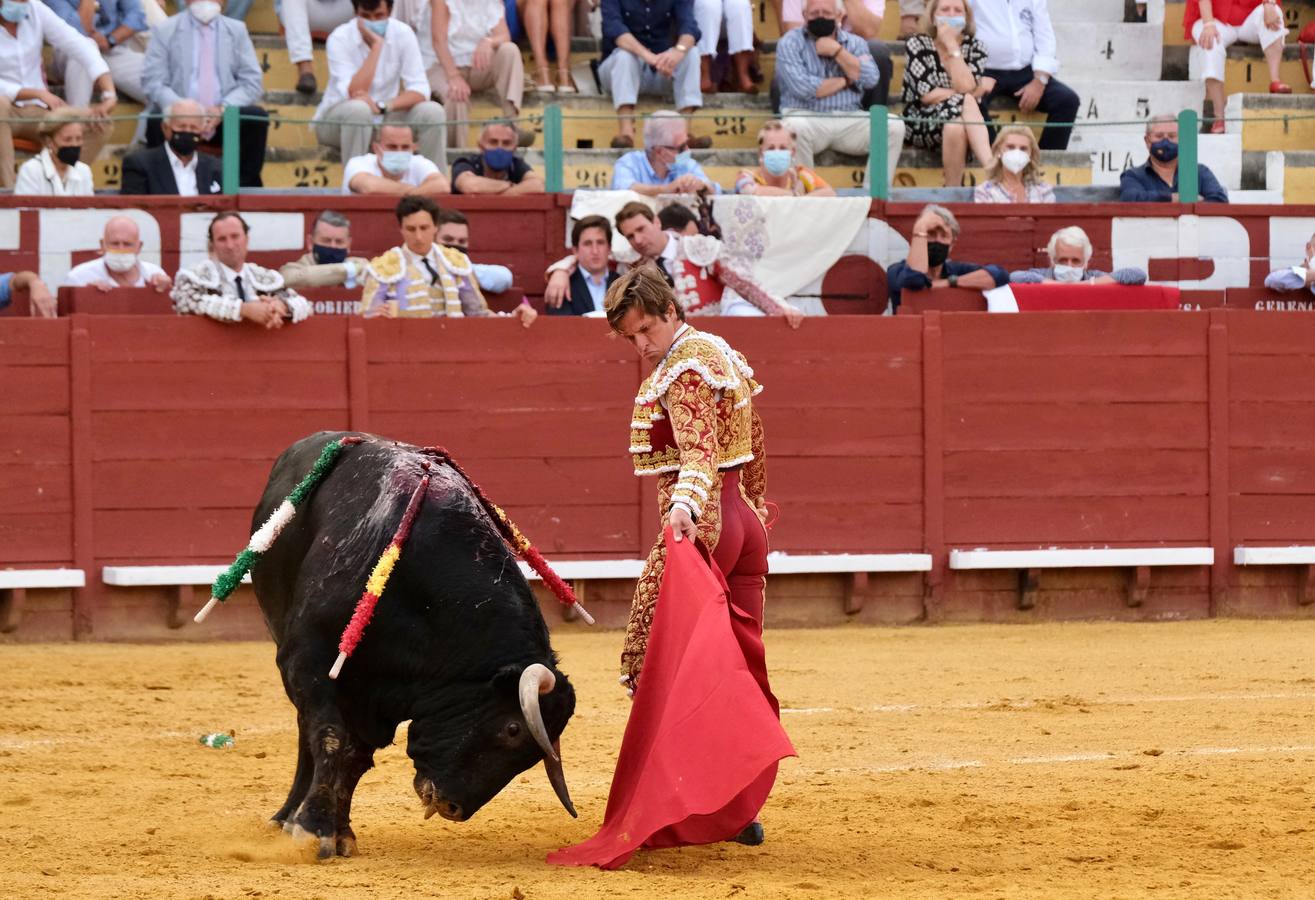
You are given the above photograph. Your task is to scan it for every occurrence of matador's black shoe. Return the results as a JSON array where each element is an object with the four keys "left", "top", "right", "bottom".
[{"left": 730, "top": 822, "right": 765, "bottom": 846}]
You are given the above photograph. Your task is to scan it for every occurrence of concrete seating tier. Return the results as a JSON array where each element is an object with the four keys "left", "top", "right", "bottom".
[{"left": 1225, "top": 92, "right": 1315, "bottom": 151}]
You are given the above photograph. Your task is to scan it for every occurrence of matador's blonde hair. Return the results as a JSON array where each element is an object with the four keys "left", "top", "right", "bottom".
[{"left": 604, "top": 263, "right": 685, "bottom": 332}]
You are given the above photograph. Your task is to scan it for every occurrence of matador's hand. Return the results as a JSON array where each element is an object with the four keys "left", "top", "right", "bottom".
[{"left": 668, "top": 505, "right": 696, "bottom": 542}]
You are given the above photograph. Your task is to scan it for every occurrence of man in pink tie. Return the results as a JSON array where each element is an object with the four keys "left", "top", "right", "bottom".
[{"left": 141, "top": 0, "right": 269, "bottom": 187}]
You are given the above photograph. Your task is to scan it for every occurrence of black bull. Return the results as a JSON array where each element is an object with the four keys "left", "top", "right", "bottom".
[{"left": 252, "top": 431, "right": 577, "bottom": 858}]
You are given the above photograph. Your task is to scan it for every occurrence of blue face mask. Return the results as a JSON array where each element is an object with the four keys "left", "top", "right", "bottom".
[
  {"left": 313, "top": 244, "right": 349, "bottom": 266},
  {"left": 482, "top": 147, "right": 515, "bottom": 172},
  {"left": 1, "top": 0, "right": 30, "bottom": 22},
  {"left": 936, "top": 15, "right": 967, "bottom": 29},
  {"left": 380, "top": 150, "right": 411, "bottom": 176},
  {"left": 361, "top": 16, "right": 388, "bottom": 37},
  {"left": 1150, "top": 138, "right": 1179, "bottom": 163},
  {"left": 762, "top": 149, "right": 793, "bottom": 177},
  {"left": 672, "top": 149, "right": 693, "bottom": 169}
]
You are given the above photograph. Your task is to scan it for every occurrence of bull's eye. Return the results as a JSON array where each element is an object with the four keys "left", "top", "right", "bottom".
[{"left": 506, "top": 722, "right": 521, "bottom": 738}]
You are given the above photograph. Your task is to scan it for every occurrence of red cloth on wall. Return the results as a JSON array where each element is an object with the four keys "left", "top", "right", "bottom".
[{"left": 546, "top": 530, "right": 795, "bottom": 870}]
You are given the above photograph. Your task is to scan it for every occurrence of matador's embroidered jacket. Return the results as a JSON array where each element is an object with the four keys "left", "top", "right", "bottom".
[
  {"left": 359, "top": 243, "right": 491, "bottom": 318},
  {"left": 172, "top": 259, "right": 312, "bottom": 323}
]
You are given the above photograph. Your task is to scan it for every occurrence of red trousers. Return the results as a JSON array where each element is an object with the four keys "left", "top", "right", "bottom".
[{"left": 710, "top": 469, "right": 775, "bottom": 711}]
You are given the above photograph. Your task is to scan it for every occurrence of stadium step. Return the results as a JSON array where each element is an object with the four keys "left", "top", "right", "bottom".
[{"left": 1225, "top": 91, "right": 1315, "bottom": 151}]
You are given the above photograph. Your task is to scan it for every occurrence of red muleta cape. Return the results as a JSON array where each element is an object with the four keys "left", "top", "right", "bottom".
[{"left": 547, "top": 530, "right": 796, "bottom": 869}]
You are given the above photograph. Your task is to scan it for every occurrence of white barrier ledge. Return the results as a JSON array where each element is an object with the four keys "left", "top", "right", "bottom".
[
  {"left": 1233, "top": 546, "right": 1315, "bottom": 566},
  {"left": 102, "top": 565, "right": 250, "bottom": 586},
  {"left": 519, "top": 553, "right": 932, "bottom": 580},
  {"left": 950, "top": 547, "right": 1215, "bottom": 570},
  {"left": 0, "top": 569, "right": 86, "bottom": 589}
]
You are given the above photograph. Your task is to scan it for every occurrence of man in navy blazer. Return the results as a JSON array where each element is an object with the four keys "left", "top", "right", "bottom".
[
  {"left": 141, "top": 0, "right": 269, "bottom": 187},
  {"left": 121, "top": 100, "right": 224, "bottom": 195},
  {"left": 547, "top": 216, "right": 620, "bottom": 316}
]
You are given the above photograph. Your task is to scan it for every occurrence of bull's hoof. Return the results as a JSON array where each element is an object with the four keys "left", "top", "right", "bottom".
[
  {"left": 335, "top": 834, "right": 357, "bottom": 857},
  {"left": 289, "top": 823, "right": 337, "bottom": 860}
]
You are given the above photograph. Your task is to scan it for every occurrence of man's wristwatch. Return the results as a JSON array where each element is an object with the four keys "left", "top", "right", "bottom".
[
  {"left": 1036, "top": 72, "right": 1051, "bottom": 85},
  {"left": 674, "top": 43, "right": 691, "bottom": 53},
  {"left": 378, "top": 102, "right": 388, "bottom": 116},
  {"left": 947, "top": 274, "right": 959, "bottom": 288},
  {"left": 106, "top": 34, "right": 118, "bottom": 47}
]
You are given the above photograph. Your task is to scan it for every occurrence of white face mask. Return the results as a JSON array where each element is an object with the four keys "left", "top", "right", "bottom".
[
  {"left": 1000, "top": 148, "right": 1031, "bottom": 175},
  {"left": 104, "top": 250, "right": 139, "bottom": 273},
  {"left": 189, "top": 0, "right": 221, "bottom": 24},
  {"left": 1052, "top": 264, "right": 1086, "bottom": 283}
]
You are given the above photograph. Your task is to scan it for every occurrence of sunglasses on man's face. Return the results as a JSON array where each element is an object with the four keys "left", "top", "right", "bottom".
[{"left": 658, "top": 143, "right": 689, "bottom": 154}]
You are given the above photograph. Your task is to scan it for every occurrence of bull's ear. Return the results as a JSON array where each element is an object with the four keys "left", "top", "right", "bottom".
[{"left": 491, "top": 664, "right": 522, "bottom": 697}]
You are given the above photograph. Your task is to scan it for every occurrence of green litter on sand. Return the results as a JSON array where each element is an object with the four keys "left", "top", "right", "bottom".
[{"left": 199, "top": 731, "right": 235, "bottom": 749}]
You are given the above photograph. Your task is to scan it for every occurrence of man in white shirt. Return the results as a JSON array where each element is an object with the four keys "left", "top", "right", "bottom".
[
  {"left": 972, "top": 0, "right": 1080, "bottom": 151},
  {"left": 1264, "top": 231, "right": 1315, "bottom": 298},
  {"left": 430, "top": 0, "right": 525, "bottom": 147},
  {"left": 314, "top": 0, "right": 447, "bottom": 170},
  {"left": 0, "top": 0, "right": 116, "bottom": 188},
  {"left": 172, "top": 212, "right": 312, "bottom": 327},
  {"left": 342, "top": 122, "right": 451, "bottom": 194},
  {"left": 64, "top": 216, "right": 173, "bottom": 292}
]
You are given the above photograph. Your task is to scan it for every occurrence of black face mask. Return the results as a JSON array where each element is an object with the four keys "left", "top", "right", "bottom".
[
  {"left": 312, "top": 244, "right": 349, "bottom": 265},
  {"left": 806, "top": 17, "right": 836, "bottom": 38},
  {"left": 926, "top": 241, "right": 951, "bottom": 269},
  {"left": 55, "top": 145, "right": 82, "bottom": 166},
  {"left": 169, "top": 131, "right": 198, "bottom": 157}
]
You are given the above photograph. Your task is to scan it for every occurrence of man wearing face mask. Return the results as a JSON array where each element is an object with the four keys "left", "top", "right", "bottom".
[
  {"left": 1119, "top": 114, "right": 1229, "bottom": 203},
  {"left": 64, "top": 216, "right": 173, "bottom": 293},
  {"left": 280, "top": 211, "right": 372, "bottom": 291},
  {"left": 342, "top": 122, "right": 451, "bottom": 195},
  {"left": 734, "top": 119, "right": 836, "bottom": 196},
  {"left": 1009, "top": 226, "right": 1148, "bottom": 286},
  {"left": 450, "top": 120, "right": 545, "bottom": 195},
  {"left": 121, "top": 99, "right": 223, "bottom": 195},
  {"left": 611, "top": 110, "right": 718, "bottom": 196},
  {"left": 885, "top": 204, "right": 1008, "bottom": 313},
  {"left": 141, "top": 0, "right": 269, "bottom": 188},
  {"left": 434, "top": 208, "right": 515, "bottom": 294}
]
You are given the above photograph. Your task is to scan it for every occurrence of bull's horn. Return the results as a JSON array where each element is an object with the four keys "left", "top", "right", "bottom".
[
  {"left": 545, "top": 741, "right": 577, "bottom": 818},
  {"left": 518, "top": 663, "right": 559, "bottom": 762}
]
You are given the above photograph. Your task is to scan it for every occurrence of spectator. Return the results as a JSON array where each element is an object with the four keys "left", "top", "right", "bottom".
[
  {"left": 314, "top": 0, "right": 447, "bottom": 171},
  {"left": 611, "top": 111, "right": 718, "bottom": 195},
  {"left": 778, "top": 0, "right": 906, "bottom": 188},
  {"left": 172, "top": 212, "right": 312, "bottom": 327},
  {"left": 1009, "top": 226, "right": 1148, "bottom": 285},
  {"left": 221, "top": 0, "right": 253, "bottom": 20},
  {"left": 279, "top": 0, "right": 356, "bottom": 95},
  {"left": 973, "top": 125, "right": 1054, "bottom": 203},
  {"left": 120, "top": 99, "right": 223, "bottom": 195},
  {"left": 598, "top": 0, "right": 705, "bottom": 148},
  {"left": 14, "top": 109, "right": 96, "bottom": 196},
  {"left": 547, "top": 215, "right": 619, "bottom": 315},
  {"left": 1119, "top": 114, "right": 1228, "bottom": 203},
  {"left": 44, "top": 0, "right": 149, "bottom": 106},
  {"left": 64, "top": 216, "right": 172, "bottom": 291},
  {"left": 1185, "top": 0, "right": 1289, "bottom": 133},
  {"left": 901, "top": 0, "right": 992, "bottom": 188},
  {"left": 694, "top": 0, "right": 755, "bottom": 93},
  {"left": 433, "top": 208, "right": 515, "bottom": 294},
  {"left": 735, "top": 119, "right": 837, "bottom": 196},
  {"left": 280, "top": 210, "right": 371, "bottom": 290},
  {"left": 886, "top": 204, "right": 1008, "bottom": 312},
  {"left": 360, "top": 196, "right": 537, "bottom": 325},
  {"left": 517, "top": 0, "right": 576, "bottom": 93},
  {"left": 342, "top": 122, "right": 452, "bottom": 195},
  {"left": 778, "top": 0, "right": 892, "bottom": 108},
  {"left": 451, "top": 120, "right": 545, "bottom": 194},
  {"left": 898, "top": 0, "right": 925, "bottom": 38},
  {"left": 142, "top": 0, "right": 269, "bottom": 188},
  {"left": 0, "top": 0, "right": 115, "bottom": 189},
  {"left": 1263, "top": 231, "right": 1315, "bottom": 296},
  {"left": 0, "top": 271, "right": 57, "bottom": 317},
  {"left": 430, "top": 0, "right": 526, "bottom": 148},
  {"left": 657, "top": 202, "right": 700, "bottom": 234},
  {"left": 973, "top": 0, "right": 1080, "bottom": 151}
]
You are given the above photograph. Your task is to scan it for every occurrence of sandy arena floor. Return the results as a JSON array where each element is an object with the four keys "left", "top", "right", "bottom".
[{"left": 3, "top": 621, "right": 1315, "bottom": 898}]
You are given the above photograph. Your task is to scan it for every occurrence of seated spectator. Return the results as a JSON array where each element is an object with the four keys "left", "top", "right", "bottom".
[
  {"left": 0, "top": 0, "right": 114, "bottom": 189},
  {"left": 898, "top": 0, "right": 926, "bottom": 37},
  {"left": 974, "top": 0, "right": 1080, "bottom": 151},
  {"left": 360, "top": 196, "right": 537, "bottom": 325},
  {"left": 1119, "top": 114, "right": 1228, "bottom": 203},
  {"left": 430, "top": 0, "right": 526, "bottom": 148},
  {"left": 64, "top": 216, "right": 172, "bottom": 291},
  {"left": 735, "top": 119, "right": 836, "bottom": 196},
  {"left": 598, "top": 0, "right": 706, "bottom": 148},
  {"left": 517, "top": 0, "right": 577, "bottom": 93},
  {"left": 14, "top": 109, "right": 96, "bottom": 197},
  {"left": 342, "top": 123, "right": 451, "bottom": 195},
  {"left": 657, "top": 202, "right": 700, "bottom": 235},
  {"left": 278, "top": 0, "right": 356, "bottom": 94},
  {"left": 612, "top": 111, "right": 717, "bottom": 195},
  {"left": 0, "top": 271, "right": 57, "bottom": 317},
  {"left": 1186, "top": 0, "right": 1289, "bottom": 133},
  {"left": 695, "top": 0, "right": 755, "bottom": 93},
  {"left": 901, "top": 0, "right": 992, "bottom": 187},
  {"left": 451, "top": 120, "right": 544, "bottom": 194},
  {"left": 172, "top": 212, "right": 312, "bottom": 327},
  {"left": 44, "top": 0, "right": 149, "bottom": 107},
  {"left": 778, "top": 0, "right": 906, "bottom": 188},
  {"left": 779, "top": 0, "right": 892, "bottom": 108},
  {"left": 546, "top": 215, "right": 619, "bottom": 315},
  {"left": 434, "top": 208, "right": 515, "bottom": 294},
  {"left": 1263, "top": 231, "right": 1315, "bottom": 295},
  {"left": 142, "top": 0, "right": 269, "bottom": 188},
  {"left": 973, "top": 125, "right": 1054, "bottom": 203},
  {"left": 886, "top": 204, "right": 1008, "bottom": 312},
  {"left": 120, "top": 99, "right": 223, "bottom": 195},
  {"left": 280, "top": 211, "right": 371, "bottom": 290},
  {"left": 314, "top": 0, "right": 447, "bottom": 171},
  {"left": 1009, "top": 226, "right": 1148, "bottom": 285}
]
